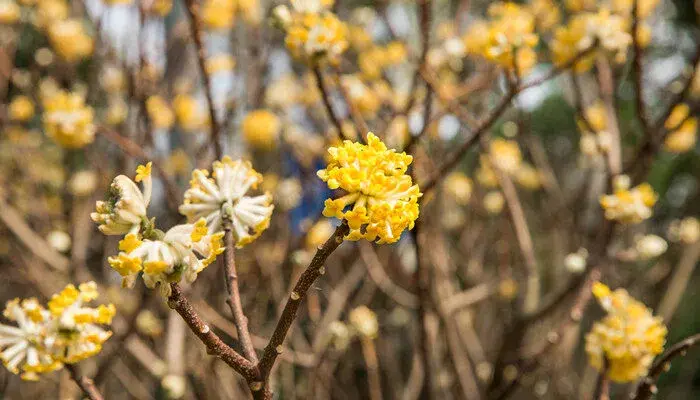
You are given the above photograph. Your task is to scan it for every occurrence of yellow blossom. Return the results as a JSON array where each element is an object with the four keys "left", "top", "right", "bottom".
[
  {"left": 242, "top": 109, "right": 281, "bottom": 150},
  {"left": 317, "top": 132, "right": 422, "bottom": 244},
  {"left": 146, "top": 95, "right": 175, "bottom": 129},
  {"left": 173, "top": 94, "right": 207, "bottom": 132},
  {"left": 277, "top": 2, "right": 349, "bottom": 65},
  {"left": 145, "top": 0, "right": 172, "bottom": 16},
  {"left": 600, "top": 177, "right": 657, "bottom": 224},
  {"left": 8, "top": 95, "right": 35, "bottom": 122},
  {"left": 205, "top": 54, "right": 235, "bottom": 75},
  {"left": 444, "top": 172, "right": 473, "bottom": 205},
  {"left": 489, "top": 139, "right": 522, "bottom": 174},
  {"left": 43, "top": 90, "right": 95, "bottom": 148},
  {"left": 48, "top": 19, "right": 94, "bottom": 62},
  {"left": 585, "top": 282, "right": 667, "bottom": 382},
  {"left": 349, "top": 306, "right": 378, "bottom": 339},
  {"left": 0, "top": 0, "right": 20, "bottom": 24},
  {"left": 201, "top": 0, "right": 236, "bottom": 29}
]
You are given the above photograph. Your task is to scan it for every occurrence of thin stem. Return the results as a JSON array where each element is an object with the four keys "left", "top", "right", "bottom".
[
  {"left": 66, "top": 364, "right": 104, "bottom": 400},
  {"left": 223, "top": 219, "right": 259, "bottom": 364},
  {"left": 632, "top": 333, "right": 700, "bottom": 400},
  {"left": 183, "top": 0, "right": 222, "bottom": 160},
  {"left": 361, "top": 337, "right": 383, "bottom": 400},
  {"left": 594, "top": 360, "right": 611, "bottom": 400},
  {"left": 312, "top": 65, "right": 352, "bottom": 142},
  {"left": 413, "top": 216, "right": 433, "bottom": 400},
  {"left": 258, "top": 222, "right": 349, "bottom": 381},
  {"left": 167, "top": 283, "right": 260, "bottom": 385},
  {"left": 631, "top": 0, "right": 651, "bottom": 138}
]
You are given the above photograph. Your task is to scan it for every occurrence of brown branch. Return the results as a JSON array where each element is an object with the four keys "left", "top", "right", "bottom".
[
  {"left": 632, "top": 333, "right": 700, "bottom": 400},
  {"left": 183, "top": 0, "right": 223, "bottom": 160},
  {"left": 594, "top": 360, "right": 611, "bottom": 400},
  {"left": 258, "top": 221, "right": 350, "bottom": 381},
  {"left": 400, "top": 0, "right": 432, "bottom": 116},
  {"left": 67, "top": 364, "right": 104, "bottom": 400},
  {"left": 631, "top": 0, "right": 651, "bottom": 138},
  {"left": 222, "top": 219, "right": 258, "bottom": 363},
  {"left": 312, "top": 66, "right": 353, "bottom": 142},
  {"left": 166, "top": 283, "right": 261, "bottom": 386}
]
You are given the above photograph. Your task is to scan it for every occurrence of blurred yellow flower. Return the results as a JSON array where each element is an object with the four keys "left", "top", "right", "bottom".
[
  {"left": 0, "top": 0, "right": 20, "bottom": 24},
  {"left": 489, "top": 139, "right": 522, "bottom": 174},
  {"left": 585, "top": 282, "right": 667, "bottom": 382},
  {"left": 173, "top": 94, "right": 206, "bottom": 132},
  {"left": 8, "top": 95, "right": 35, "bottom": 122},
  {"left": 146, "top": 95, "right": 175, "bottom": 129},
  {"left": 43, "top": 90, "right": 95, "bottom": 148},
  {"left": 201, "top": 0, "right": 236, "bottom": 29},
  {"left": 349, "top": 306, "right": 378, "bottom": 339},
  {"left": 276, "top": 1, "right": 348, "bottom": 64},
  {"left": 145, "top": 0, "right": 172, "bottom": 16},
  {"left": 242, "top": 109, "right": 281, "bottom": 150},
  {"left": 48, "top": 19, "right": 94, "bottom": 62},
  {"left": 444, "top": 172, "right": 473, "bottom": 205},
  {"left": 600, "top": 177, "right": 657, "bottom": 224}
]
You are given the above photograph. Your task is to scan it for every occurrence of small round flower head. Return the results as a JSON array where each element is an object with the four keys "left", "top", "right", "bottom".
[
  {"left": 242, "top": 109, "right": 281, "bottom": 150},
  {"left": 146, "top": 95, "right": 175, "bottom": 129},
  {"left": 564, "top": 248, "right": 588, "bottom": 273},
  {"left": 0, "top": 298, "right": 60, "bottom": 381},
  {"left": 91, "top": 163, "right": 153, "bottom": 235},
  {"left": 444, "top": 172, "right": 473, "bottom": 205},
  {"left": 348, "top": 306, "right": 378, "bottom": 339},
  {"left": 635, "top": 234, "right": 667, "bottom": 260},
  {"left": 600, "top": 176, "right": 657, "bottom": 224},
  {"left": 47, "top": 19, "right": 94, "bottom": 62},
  {"left": 585, "top": 282, "right": 667, "bottom": 382},
  {"left": 0, "top": 282, "right": 115, "bottom": 381},
  {"left": 489, "top": 139, "right": 522, "bottom": 174},
  {"left": 328, "top": 320, "right": 351, "bottom": 350},
  {"left": 43, "top": 90, "right": 95, "bottom": 148},
  {"left": 663, "top": 105, "right": 697, "bottom": 153},
  {"left": 108, "top": 220, "right": 225, "bottom": 296},
  {"left": 668, "top": 217, "right": 700, "bottom": 244},
  {"left": 8, "top": 95, "right": 35, "bottom": 122},
  {"left": 179, "top": 157, "right": 274, "bottom": 246},
  {"left": 0, "top": 1, "right": 21, "bottom": 24},
  {"left": 317, "top": 132, "right": 422, "bottom": 244},
  {"left": 45, "top": 282, "right": 116, "bottom": 364},
  {"left": 275, "top": 0, "right": 348, "bottom": 65}
]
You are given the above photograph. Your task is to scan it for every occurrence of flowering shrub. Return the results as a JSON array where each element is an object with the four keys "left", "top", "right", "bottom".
[{"left": 1, "top": 0, "right": 699, "bottom": 398}]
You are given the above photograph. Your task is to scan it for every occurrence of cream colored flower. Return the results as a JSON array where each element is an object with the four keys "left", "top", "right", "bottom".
[
  {"left": 179, "top": 157, "right": 274, "bottom": 246},
  {"left": 91, "top": 163, "right": 153, "bottom": 235}
]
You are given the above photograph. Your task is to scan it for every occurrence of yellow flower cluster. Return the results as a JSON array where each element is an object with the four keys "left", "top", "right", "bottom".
[
  {"left": 42, "top": 90, "right": 95, "bottom": 148},
  {"left": 173, "top": 94, "right": 208, "bottom": 132},
  {"left": 8, "top": 95, "right": 35, "bottom": 122},
  {"left": 146, "top": 95, "right": 175, "bottom": 129},
  {"left": 107, "top": 220, "right": 225, "bottom": 296},
  {"left": 0, "top": 0, "right": 20, "bottom": 24},
  {"left": 48, "top": 19, "right": 93, "bottom": 62},
  {"left": 0, "top": 282, "right": 115, "bottom": 381},
  {"left": 585, "top": 282, "right": 667, "bottom": 382},
  {"left": 600, "top": 176, "right": 657, "bottom": 224},
  {"left": 578, "top": 102, "right": 615, "bottom": 156},
  {"left": 317, "top": 132, "right": 422, "bottom": 244},
  {"left": 144, "top": 0, "right": 172, "bottom": 16},
  {"left": 464, "top": 2, "right": 539, "bottom": 76},
  {"left": 357, "top": 42, "right": 406, "bottom": 80},
  {"left": 275, "top": 0, "right": 349, "bottom": 64},
  {"left": 242, "top": 109, "right": 281, "bottom": 150},
  {"left": 663, "top": 104, "right": 697, "bottom": 154},
  {"left": 551, "top": 1, "right": 657, "bottom": 73},
  {"left": 340, "top": 75, "right": 381, "bottom": 116}
]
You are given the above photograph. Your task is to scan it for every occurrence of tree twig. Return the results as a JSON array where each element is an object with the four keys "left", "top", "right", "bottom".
[
  {"left": 312, "top": 66, "right": 353, "bottom": 142},
  {"left": 183, "top": 0, "right": 223, "bottom": 159},
  {"left": 258, "top": 222, "right": 349, "bottom": 382},
  {"left": 632, "top": 333, "right": 700, "bottom": 400},
  {"left": 67, "top": 364, "right": 104, "bottom": 400},
  {"left": 166, "top": 283, "right": 260, "bottom": 386},
  {"left": 223, "top": 219, "right": 259, "bottom": 363}
]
